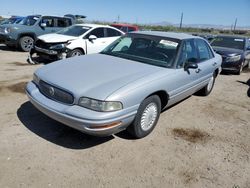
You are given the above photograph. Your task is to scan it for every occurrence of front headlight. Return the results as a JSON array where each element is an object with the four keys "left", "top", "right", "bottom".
[
  {"left": 33, "top": 73, "right": 40, "bottom": 84},
  {"left": 79, "top": 97, "right": 123, "bottom": 112},
  {"left": 49, "top": 43, "right": 66, "bottom": 50},
  {"left": 4, "top": 27, "right": 11, "bottom": 34},
  {"left": 225, "top": 54, "right": 241, "bottom": 62}
]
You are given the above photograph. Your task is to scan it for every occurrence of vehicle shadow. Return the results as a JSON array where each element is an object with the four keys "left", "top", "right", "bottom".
[
  {"left": 236, "top": 79, "right": 250, "bottom": 97},
  {"left": 17, "top": 102, "right": 114, "bottom": 149},
  {"left": 0, "top": 44, "right": 18, "bottom": 52}
]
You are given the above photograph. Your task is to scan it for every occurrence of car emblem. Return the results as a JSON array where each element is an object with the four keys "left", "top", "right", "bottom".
[{"left": 49, "top": 87, "right": 55, "bottom": 96}]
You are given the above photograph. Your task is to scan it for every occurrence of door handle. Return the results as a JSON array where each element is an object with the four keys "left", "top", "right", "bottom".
[
  {"left": 195, "top": 68, "right": 201, "bottom": 73},
  {"left": 212, "top": 62, "right": 217, "bottom": 66}
]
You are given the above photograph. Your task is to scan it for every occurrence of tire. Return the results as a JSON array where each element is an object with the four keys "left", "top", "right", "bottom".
[
  {"left": 199, "top": 73, "right": 216, "bottom": 96},
  {"left": 128, "top": 95, "right": 161, "bottom": 138},
  {"left": 68, "top": 49, "right": 84, "bottom": 57},
  {"left": 19, "top": 36, "right": 34, "bottom": 52},
  {"left": 236, "top": 62, "right": 244, "bottom": 75}
]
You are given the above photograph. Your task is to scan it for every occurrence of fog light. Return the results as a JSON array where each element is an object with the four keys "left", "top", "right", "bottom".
[{"left": 89, "top": 122, "right": 122, "bottom": 129}]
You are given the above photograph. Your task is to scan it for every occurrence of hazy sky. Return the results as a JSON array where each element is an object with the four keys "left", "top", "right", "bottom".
[{"left": 0, "top": 0, "right": 249, "bottom": 26}]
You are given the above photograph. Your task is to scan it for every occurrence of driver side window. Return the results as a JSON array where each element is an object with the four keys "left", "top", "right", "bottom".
[
  {"left": 177, "top": 39, "right": 198, "bottom": 68},
  {"left": 86, "top": 28, "right": 105, "bottom": 38},
  {"left": 41, "top": 17, "right": 54, "bottom": 27}
]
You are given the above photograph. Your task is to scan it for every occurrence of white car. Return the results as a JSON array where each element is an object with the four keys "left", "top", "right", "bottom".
[{"left": 28, "top": 24, "right": 124, "bottom": 64}]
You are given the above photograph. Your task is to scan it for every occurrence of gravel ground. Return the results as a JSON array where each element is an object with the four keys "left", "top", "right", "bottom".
[{"left": 0, "top": 44, "right": 250, "bottom": 188}]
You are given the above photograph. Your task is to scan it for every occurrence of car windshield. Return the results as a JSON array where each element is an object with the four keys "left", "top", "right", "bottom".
[
  {"left": 210, "top": 37, "right": 245, "bottom": 50},
  {"left": 101, "top": 35, "right": 180, "bottom": 68},
  {"left": 57, "top": 25, "right": 91, "bottom": 37},
  {"left": 1, "top": 18, "right": 17, "bottom": 24},
  {"left": 19, "top": 16, "right": 40, "bottom": 26}
]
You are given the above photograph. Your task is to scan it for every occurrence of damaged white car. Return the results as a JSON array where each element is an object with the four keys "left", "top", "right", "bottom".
[{"left": 28, "top": 24, "right": 124, "bottom": 64}]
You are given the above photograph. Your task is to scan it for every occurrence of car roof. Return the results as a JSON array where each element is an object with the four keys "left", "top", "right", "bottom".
[
  {"left": 111, "top": 23, "right": 138, "bottom": 27},
  {"left": 74, "top": 23, "right": 119, "bottom": 29},
  {"left": 132, "top": 31, "right": 201, "bottom": 40}
]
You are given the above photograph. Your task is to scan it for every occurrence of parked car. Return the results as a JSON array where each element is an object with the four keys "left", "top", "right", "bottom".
[
  {"left": 192, "top": 33, "right": 215, "bottom": 42},
  {"left": 210, "top": 35, "right": 250, "bottom": 74},
  {"left": 0, "top": 16, "right": 24, "bottom": 25},
  {"left": 26, "top": 31, "right": 222, "bottom": 138},
  {"left": 64, "top": 14, "right": 86, "bottom": 24},
  {"left": 28, "top": 24, "right": 124, "bottom": 64},
  {"left": 110, "top": 23, "right": 139, "bottom": 33},
  {"left": 0, "top": 15, "right": 74, "bottom": 51}
]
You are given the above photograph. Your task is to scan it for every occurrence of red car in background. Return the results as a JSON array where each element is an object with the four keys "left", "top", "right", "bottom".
[{"left": 110, "top": 23, "right": 139, "bottom": 33}]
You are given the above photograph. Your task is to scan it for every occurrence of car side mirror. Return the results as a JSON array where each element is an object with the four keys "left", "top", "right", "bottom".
[
  {"left": 184, "top": 62, "right": 198, "bottom": 70},
  {"left": 40, "top": 23, "right": 46, "bottom": 27},
  {"left": 89, "top": 35, "right": 97, "bottom": 41}
]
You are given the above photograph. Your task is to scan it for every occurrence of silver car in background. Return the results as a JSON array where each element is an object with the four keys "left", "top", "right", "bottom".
[{"left": 26, "top": 31, "right": 222, "bottom": 138}]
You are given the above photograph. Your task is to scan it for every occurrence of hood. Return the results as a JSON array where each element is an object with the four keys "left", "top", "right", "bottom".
[
  {"left": 36, "top": 54, "right": 164, "bottom": 100},
  {"left": 38, "top": 33, "right": 78, "bottom": 43},
  {"left": 212, "top": 46, "right": 243, "bottom": 56},
  {"left": 1, "top": 24, "right": 31, "bottom": 29}
]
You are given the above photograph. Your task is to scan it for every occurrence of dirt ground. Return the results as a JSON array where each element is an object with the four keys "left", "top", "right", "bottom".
[{"left": 0, "top": 44, "right": 250, "bottom": 188}]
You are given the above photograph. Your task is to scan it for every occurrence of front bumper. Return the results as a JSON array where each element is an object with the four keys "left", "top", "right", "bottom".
[
  {"left": 29, "top": 46, "right": 68, "bottom": 63},
  {"left": 0, "top": 34, "right": 7, "bottom": 43},
  {"left": 221, "top": 61, "right": 242, "bottom": 72},
  {"left": 35, "top": 46, "right": 59, "bottom": 55},
  {"left": 4, "top": 35, "right": 17, "bottom": 46},
  {"left": 26, "top": 81, "right": 137, "bottom": 136}
]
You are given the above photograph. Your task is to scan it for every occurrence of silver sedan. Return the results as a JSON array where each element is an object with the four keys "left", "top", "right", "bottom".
[{"left": 26, "top": 31, "right": 222, "bottom": 138}]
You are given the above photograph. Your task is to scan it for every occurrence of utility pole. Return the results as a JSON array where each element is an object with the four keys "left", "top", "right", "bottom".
[
  {"left": 117, "top": 15, "right": 120, "bottom": 23},
  {"left": 179, "top": 12, "right": 183, "bottom": 29},
  {"left": 233, "top": 18, "right": 237, "bottom": 31}
]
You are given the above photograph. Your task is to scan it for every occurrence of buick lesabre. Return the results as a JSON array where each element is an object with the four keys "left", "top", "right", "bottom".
[{"left": 26, "top": 31, "right": 222, "bottom": 138}]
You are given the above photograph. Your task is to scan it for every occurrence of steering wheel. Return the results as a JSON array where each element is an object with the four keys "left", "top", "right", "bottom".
[{"left": 155, "top": 52, "right": 169, "bottom": 61}]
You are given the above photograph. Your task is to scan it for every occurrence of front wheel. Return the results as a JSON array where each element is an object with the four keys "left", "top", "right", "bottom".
[
  {"left": 19, "top": 36, "right": 34, "bottom": 52},
  {"left": 127, "top": 95, "right": 161, "bottom": 138},
  {"left": 236, "top": 62, "right": 244, "bottom": 75},
  {"left": 68, "top": 49, "right": 84, "bottom": 57}
]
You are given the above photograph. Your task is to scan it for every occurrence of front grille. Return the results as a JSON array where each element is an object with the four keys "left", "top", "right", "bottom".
[
  {"left": 0, "top": 27, "right": 5, "bottom": 34},
  {"left": 35, "top": 39, "right": 61, "bottom": 49},
  {"left": 38, "top": 80, "right": 74, "bottom": 104}
]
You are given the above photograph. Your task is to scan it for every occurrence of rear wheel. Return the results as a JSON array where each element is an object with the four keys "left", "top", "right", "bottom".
[
  {"left": 199, "top": 73, "right": 215, "bottom": 96},
  {"left": 19, "top": 36, "right": 34, "bottom": 52},
  {"left": 128, "top": 95, "right": 161, "bottom": 138}
]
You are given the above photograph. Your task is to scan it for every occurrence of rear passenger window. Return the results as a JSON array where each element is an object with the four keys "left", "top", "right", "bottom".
[
  {"left": 106, "top": 28, "right": 122, "bottom": 37},
  {"left": 57, "top": 18, "right": 71, "bottom": 27},
  {"left": 41, "top": 17, "right": 54, "bottom": 27},
  {"left": 196, "top": 39, "right": 213, "bottom": 62}
]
